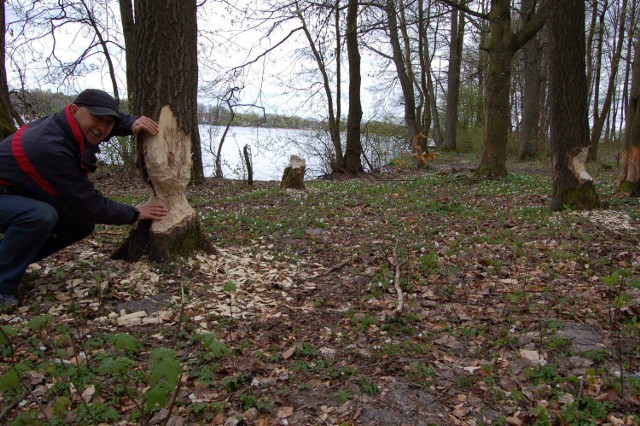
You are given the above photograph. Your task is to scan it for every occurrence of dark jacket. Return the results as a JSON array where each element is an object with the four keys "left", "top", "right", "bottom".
[{"left": 0, "top": 105, "right": 140, "bottom": 225}]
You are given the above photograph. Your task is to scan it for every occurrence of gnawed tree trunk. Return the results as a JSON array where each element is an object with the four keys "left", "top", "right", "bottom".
[
  {"left": 281, "top": 155, "right": 306, "bottom": 190},
  {"left": 113, "top": 106, "right": 213, "bottom": 261},
  {"left": 549, "top": 0, "right": 600, "bottom": 210},
  {"left": 618, "top": 34, "right": 640, "bottom": 195},
  {"left": 113, "top": 0, "right": 212, "bottom": 262}
]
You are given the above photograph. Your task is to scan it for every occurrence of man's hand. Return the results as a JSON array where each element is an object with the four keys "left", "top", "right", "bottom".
[
  {"left": 136, "top": 203, "right": 168, "bottom": 220},
  {"left": 131, "top": 116, "right": 159, "bottom": 135}
]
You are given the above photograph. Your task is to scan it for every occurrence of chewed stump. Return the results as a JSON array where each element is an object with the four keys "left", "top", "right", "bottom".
[{"left": 281, "top": 155, "right": 306, "bottom": 190}]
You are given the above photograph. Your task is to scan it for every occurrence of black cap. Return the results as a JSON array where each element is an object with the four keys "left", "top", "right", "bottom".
[{"left": 73, "top": 89, "right": 120, "bottom": 121}]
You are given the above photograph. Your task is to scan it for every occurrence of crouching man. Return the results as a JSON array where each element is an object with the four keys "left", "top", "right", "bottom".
[{"left": 0, "top": 89, "right": 168, "bottom": 307}]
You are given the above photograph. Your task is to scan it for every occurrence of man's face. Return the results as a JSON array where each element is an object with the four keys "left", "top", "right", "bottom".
[{"left": 71, "top": 104, "right": 116, "bottom": 146}]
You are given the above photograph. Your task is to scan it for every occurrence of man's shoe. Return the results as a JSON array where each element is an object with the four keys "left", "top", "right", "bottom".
[{"left": 0, "top": 293, "right": 19, "bottom": 307}]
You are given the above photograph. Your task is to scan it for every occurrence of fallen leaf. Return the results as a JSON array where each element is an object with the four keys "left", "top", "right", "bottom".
[
  {"left": 277, "top": 406, "right": 294, "bottom": 418},
  {"left": 283, "top": 346, "right": 296, "bottom": 360}
]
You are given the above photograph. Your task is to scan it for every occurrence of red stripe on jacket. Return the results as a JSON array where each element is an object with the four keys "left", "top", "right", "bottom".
[
  {"left": 11, "top": 125, "right": 61, "bottom": 196},
  {"left": 65, "top": 105, "right": 88, "bottom": 171}
]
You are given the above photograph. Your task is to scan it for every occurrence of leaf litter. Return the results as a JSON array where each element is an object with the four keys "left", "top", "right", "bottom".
[{"left": 1, "top": 159, "right": 640, "bottom": 425}]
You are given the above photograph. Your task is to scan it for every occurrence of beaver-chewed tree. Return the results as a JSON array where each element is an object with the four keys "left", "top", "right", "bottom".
[
  {"left": 618, "top": 34, "right": 640, "bottom": 196},
  {"left": 112, "top": 0, "right": 212, "bottom": 262},
  {"left": 548, "top": 0, "right": 600, "bottom": 210}
]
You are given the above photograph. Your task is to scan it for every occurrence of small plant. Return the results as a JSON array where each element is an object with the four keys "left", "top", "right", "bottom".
[
  {"left": 525, "top": 364, "right": 561, "bottom": 386},
  {"left": 359, "top": 379, "right": 380, "bottom": 396},
  {"left": 333, "top": 388, "right": 353, "bottom": 404},
  {"left": 223, "top": 281, "right": 238, "bottom": 320}
]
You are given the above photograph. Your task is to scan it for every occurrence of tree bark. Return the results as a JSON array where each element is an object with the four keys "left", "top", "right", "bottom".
[
  {"left": 443, "top": 2, "right": 465, "bottom": 151},
  {"left": 517, "top": 0, "right": 543, "bottom": 160},
  {"left": 618, "top": 33, "right": 640, "bottom": 195},
  {"left": 344, "top": 0, "right": 363, "bottom": 174},
  {"left": 417, "top": 0, "right": 432, "bottom": 144},
  {"left": 119, "top": 0, "right": 136, "bottom": 112},
  {"left": 549, "top": 0, "right": 600, "bottom": 210},
  {"left": 295, "top": 0, "right": 344, "bottom": 171},
  {"left": 588, "top": 0, "right": 628, "bottom": 161},
  {"left": 113, "top": 0, "right": 213, "bottom": 262},
  {"left": 476, "top": 0, "right": 547, "bottom": 177},
  {"left": 0, "top": 0, "right": 16, "bottom": 139},
  {"left": 386, "top": 0, "right": 420, "bottom": 147}
]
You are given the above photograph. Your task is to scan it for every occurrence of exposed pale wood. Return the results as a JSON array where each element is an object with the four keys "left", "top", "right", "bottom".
[{"left": 142, "top": 105, "right": 195, "bottom": 234}]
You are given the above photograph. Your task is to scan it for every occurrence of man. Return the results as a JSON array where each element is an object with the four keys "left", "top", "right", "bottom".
[{"left": 0, "top": 89, "right": 168, "bottom": 307}]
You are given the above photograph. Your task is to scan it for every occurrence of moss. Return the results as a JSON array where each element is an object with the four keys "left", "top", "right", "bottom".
[
  {"left": 149, "top": 219, "right": 214, "bottom": 262},
  {"left": 560, "top": 184, "right": 600, "bottom": 210},
  {"left": 616, "top": 180, "right": 640, "bottom": 196},
  {"left": 475, "top": 163, "right": 508, "bottom": 178}
]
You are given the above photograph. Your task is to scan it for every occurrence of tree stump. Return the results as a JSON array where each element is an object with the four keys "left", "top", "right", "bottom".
[
  {"left": 280, "top": 155, "right": 306, "bottom": 190},
  {"left": 112, "top": 105, "right": 213, "bottom": 262}
]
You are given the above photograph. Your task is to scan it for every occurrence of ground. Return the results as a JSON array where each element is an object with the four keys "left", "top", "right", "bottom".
[{"left": 1, "top": 154, "right": 639, "bottom": 425}]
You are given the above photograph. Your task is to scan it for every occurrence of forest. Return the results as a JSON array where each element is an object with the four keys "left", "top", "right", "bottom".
[{"left": 1, "top": 0, "right": 640, "bottom": 424}]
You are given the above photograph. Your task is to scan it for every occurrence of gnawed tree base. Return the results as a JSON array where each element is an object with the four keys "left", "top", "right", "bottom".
[
  {"left": 112, "top": 104, "right": 214, "bottom": 262},
  {"left": 552, "top": 148, "right": 601, "bottom": 210},
  {"left": 281, "top": 155, "right": 306, "bottom": 190},
  {"left": 112, "top": 216, "right": 214, "bottom": 262},
  {"left": 617, "top": 180, "right": 640, "bottom": 196},
  {"left": 555, "top": 184, "right": 601, "bottom": 211},
  {"left": 618, "top": 147, "right": 640, "bottom": 196}
]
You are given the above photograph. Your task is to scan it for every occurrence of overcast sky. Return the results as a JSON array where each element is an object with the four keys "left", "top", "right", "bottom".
[{"left": 4, "top": 0, "right": 406, "bottom": 121}]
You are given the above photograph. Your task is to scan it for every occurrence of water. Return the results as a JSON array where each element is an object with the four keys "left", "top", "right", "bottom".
[{"left": 199, "top": 125, "right": 325, "bottom": 181}]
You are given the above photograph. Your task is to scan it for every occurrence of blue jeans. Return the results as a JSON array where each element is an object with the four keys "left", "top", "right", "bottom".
[{"left": 0, "top": 194, "right": 94, "bottom": 296}]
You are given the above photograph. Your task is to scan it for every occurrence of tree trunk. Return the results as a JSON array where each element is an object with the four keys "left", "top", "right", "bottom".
[
  {"left": 386, "top": 0, "right": 420, "bottom": 145},
  {"left": 344, "top": 0, "right": 363, "bottom": 174},
  {"left": 443, "top": 2, "right": 465, "bottom": 151},
  {"left": 417, "top": 0, "right": 432, "bottom": 144},
  {"left": 477, "top": 0, "right": 513, "bottom": 177},
  {"left": 113, "top": 0, "right": 213, "bottom": 262},
  {"left": 281, "top": 155, "right": 306, "bottom": 190},
  {"left": 588, "top": 0, "right": 627, "bottom": 161},
  {"left": 0, "top": 0, "right": 15, "bottom": 139},
  {"left": 517, "top": 0, "right": 543, "bottom": 160},
  {"left": 119, "top": 0, "right": 136, "bottom": 112},
  {"left": 618, "top": 33, "right": 640, "bottom": 195},
  {"left": 476, "top": 0, "right": 547, "bottom": 177},
  {"left": 295, "top": 0, "right": 343, "bottom": 171},
  {"left": 549, "top": 0, "right": 600, "bottom": 210}
]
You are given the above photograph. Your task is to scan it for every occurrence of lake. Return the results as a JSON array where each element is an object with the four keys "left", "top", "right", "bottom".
[{"left": 199, "top": 125, "right": 325, "bottom": 181}]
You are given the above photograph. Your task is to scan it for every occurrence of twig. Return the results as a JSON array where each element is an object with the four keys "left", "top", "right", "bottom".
[
  {"left": 391, "top": 240, "right": 404, "bottom": 315},
  {"left": 162, "top": 374, "right": 184, "bottom": 426},
  {"left": 324, "top": 253, "right": 359, "bottom": 275},
  {"left": 0, "top": 398, "right": 20, "bottom": 423}
]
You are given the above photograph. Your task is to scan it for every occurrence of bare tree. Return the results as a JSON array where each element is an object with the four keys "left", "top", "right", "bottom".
[
  {"left": 0, "top": 0, "right": 16, "bottom": 138},
  {"left": 549, "top": 0, "right": 600, "bottom": 210},
  {"left": 472, "top": 0, "right": 548, "bottom": 177},
  {"left": 442, "top": 0, "right": 464, "bottom": 151},
  {"left": 517, "top": 0, "right": 544, "bottom": 160},
  {"left": 385, "top": 0, "right": 421, "bottom": 146},
  {"left": 113, "top": 0, "right": 212, "bottom": 261},
  {"left": 7, "top": 0, "right": 123, "bottom": 98},
  {"left": 618, "top": 33, "right": 640, "bottom": 195},
  {"left": 344, "top": 0, "right": 363, "bottom": 174},
  {"left": 588, "top": 0, "right": 629, "bottom": 161}
]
